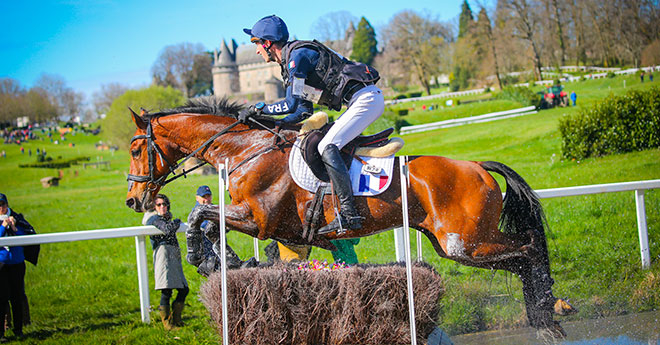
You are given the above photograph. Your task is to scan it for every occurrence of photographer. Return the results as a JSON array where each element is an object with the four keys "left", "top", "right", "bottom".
[{"left": 0, "top": 193, "right": 38, "bottom": 341}]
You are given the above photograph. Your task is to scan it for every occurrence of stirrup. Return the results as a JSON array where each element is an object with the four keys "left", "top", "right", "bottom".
[{"left": 317, "top": 214, "right": 363, "bottom": 235}]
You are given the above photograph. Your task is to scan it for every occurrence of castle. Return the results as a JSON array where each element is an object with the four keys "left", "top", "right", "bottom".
[{"left": 212, "top": 26, "right": 355, "bottom": 103}]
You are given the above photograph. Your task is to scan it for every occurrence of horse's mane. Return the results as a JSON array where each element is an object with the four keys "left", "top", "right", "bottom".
[
  {"left": 146, "top": 96, "right": 243, "bottom": 118},
  {"left": 144, "top": 96, "right": 301, "bottom": 131}
]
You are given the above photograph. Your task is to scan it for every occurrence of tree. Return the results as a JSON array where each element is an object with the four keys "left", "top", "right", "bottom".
[
  {"left": 350, "top": 17, "right": 378, "bottom": 65},
  {"left": 102, "top": 85, "right": 185, "bottom": 148},
  {"left": 151, "top": 42, "right": 207, "bottom": 98},
  {"left": 475, "top": 7, "right": 504, "bottom": 89},
  {"left": 383, "top": 10, "right": 454, "bottom": 95},
  {"left": 459, "top": 0, "right": 475, "bottom": 38},
  {"left": 502, "top": 0, "right": 544, "bottom": 80},
  {"left": 189, "top": 52, "right": 213, "bottom": 97},
  {"left": 92, "top": 83, "right": 129, "bottom": 115},
  {"left": 0, "top": 78, "right": 58, "bottom": 125},
  {"left": 34, "top": 73, "right": 84, "bottom": 118},
  {"left": 311, "top": 11, "right": 357, "bottom": 43}
]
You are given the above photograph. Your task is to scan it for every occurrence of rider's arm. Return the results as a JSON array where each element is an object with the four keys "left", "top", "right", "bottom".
[{"left": 260, "top": 48, "right": 318, "bottom": 123}]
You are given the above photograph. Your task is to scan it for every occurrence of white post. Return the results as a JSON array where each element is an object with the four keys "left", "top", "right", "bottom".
[
  {"left": 635, "top": 190, "right": 651, "bottom": 268},
  {"left": 253, "top": 238, "right": 260, "bottom": 263},
  {"left": 416, "top": 232, "right": 423, "bottom": 262},
  {"left": 134, "top": 235, "right": 151, "bottom": 323},
  {"left": 218, "top": 160, "right": 229, "bottom": 345},
  {"left": 394, "top": 227, "right": 406, "bottom": 262},
  {"left": 399, "top": 157, "right": 417, "bottom": 345}
]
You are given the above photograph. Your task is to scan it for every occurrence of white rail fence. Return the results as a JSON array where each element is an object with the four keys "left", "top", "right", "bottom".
[
  {"left": 0, "top": 180, "right": 658, "bottom": 324},
  {"left": 399, "top": 106, "right": 537, "bottom": 135}
]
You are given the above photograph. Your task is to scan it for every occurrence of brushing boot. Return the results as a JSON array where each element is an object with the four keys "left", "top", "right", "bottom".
[
  {"left": 158, "top": 305, "right": 173, "bottom": 330},
  {"left": 318, "top": 145, "right": 363, "bottom": 235},
  {"left": 171, "top": 301, "right": 185, "bottom": 327}
]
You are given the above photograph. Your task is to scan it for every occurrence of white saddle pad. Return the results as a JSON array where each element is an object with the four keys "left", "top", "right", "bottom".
[{"left": 289, "top": 139, "right": 395, "bottom": 197}]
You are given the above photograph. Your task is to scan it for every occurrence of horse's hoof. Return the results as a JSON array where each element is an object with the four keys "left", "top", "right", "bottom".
[
  {"left": 554, "top": 298, "right": 578, "bottom": 316},
  {"left": 537, "top": 321, "right": 566, "bottom": 340}
]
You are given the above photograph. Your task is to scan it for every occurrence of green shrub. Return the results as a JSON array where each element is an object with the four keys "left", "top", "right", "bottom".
[
  {"left": 559, "top": 87, "right": 660, "bottom": 159},
  {"left": 19, "top": 156, "right": 90, "bottom": 169},
  {"left": 408, "top": 92, "right": 422, "bottom": 98},
  {"left": 495, "top": 86, "right": 541, "bottom": 107},
  {"left": 397, "top": 109, "right": 409, "bottom": 116},
  {"left": 607, "top": 72, "right": 616, "bottom": 78}
]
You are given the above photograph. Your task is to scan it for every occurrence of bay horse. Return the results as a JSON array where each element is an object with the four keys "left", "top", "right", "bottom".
[{"left": 125, "top": 97, "right": 574, "bottom": 337}]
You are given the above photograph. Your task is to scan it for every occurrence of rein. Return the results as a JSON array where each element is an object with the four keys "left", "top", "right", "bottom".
[{"left": 127, "top": 116, "right": 293, "bottom": 188}]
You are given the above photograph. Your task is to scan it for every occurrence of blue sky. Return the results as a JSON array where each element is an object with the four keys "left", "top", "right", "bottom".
[{"left": 0, "top": 0, "right": 465, "bottom": 101}]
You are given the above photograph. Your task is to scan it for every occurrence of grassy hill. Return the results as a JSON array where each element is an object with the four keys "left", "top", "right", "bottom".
[{"left": 0, "top": 74, "right": 658, "bottom": 343}]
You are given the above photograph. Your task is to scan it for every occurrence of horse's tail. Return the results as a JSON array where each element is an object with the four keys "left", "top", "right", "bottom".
[{"left": 478, "top": 161, "right": 548, "bottom": 240}]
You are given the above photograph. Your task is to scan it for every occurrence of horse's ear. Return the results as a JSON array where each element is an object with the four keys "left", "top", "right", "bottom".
[{"left": 129, "top": 107, "right": 147, "bottom": 130}]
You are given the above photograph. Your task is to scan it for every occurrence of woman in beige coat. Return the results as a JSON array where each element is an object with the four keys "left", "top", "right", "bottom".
[{"left": 143, "top": 194, "right": 188, "bottom": 330}]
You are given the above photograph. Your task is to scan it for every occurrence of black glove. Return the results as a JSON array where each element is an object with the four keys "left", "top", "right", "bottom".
[
  {"left": 153, "top": 218, "right": 181, "bottom": 236},
  {"left": 238, "top": 106, "right": 258, "bottom": 123}
]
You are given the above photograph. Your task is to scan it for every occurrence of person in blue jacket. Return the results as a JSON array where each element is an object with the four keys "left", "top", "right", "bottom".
[
  {"left": 0, "top": 193, "right": 37, "bottom": 341},
  {"left": 240, "top": 15, "right": 384, "bottom": 235},
  {"left": 190, "top": 185, "right": 257, "bottom": 277}
]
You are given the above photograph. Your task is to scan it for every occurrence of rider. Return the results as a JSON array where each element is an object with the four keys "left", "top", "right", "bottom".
[{"left": 240, "top": 15, "right": 384, "bottom": 234}]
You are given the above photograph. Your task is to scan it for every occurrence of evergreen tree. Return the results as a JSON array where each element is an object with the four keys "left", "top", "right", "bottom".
[
  {"left": 458, "top": 0, "right": 474, "bottom": 38},
  {"left": 350, "top": 17, "right": 378, "bottom": 65}
]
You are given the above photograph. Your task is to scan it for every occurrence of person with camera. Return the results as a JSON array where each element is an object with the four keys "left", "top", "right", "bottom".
[
  {"left": 142, "top": 194, "right": 188, "bottom": 330},
  {"left": 0, "top": 193, "right": 38, "bottom": 342}
]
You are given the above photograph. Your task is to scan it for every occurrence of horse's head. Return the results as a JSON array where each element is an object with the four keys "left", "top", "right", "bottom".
[{"left": 125, "top": 109, "right": 179, "bottom": 212}]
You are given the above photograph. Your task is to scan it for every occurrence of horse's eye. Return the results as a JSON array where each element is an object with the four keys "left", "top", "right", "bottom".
[{"left": 131, "top": 149, "right": 141, "bottom": 158}]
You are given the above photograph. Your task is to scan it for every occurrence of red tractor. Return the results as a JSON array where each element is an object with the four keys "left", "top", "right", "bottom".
[{"left": 540, "top": 82, "right": 569, "bottom": 108}]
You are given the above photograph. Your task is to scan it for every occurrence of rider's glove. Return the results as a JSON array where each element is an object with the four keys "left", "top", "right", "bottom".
[{"left": 238, "top": 102, "right": 265, "bottom": 123}]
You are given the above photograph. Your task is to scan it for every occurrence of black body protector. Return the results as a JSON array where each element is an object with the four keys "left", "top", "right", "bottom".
[{"left": 279, "top": 40, "right": 380, "bottom": 111}]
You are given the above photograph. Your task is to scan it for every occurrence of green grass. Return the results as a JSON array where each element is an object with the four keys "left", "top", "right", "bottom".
[{"left": 0, "top": 74, "right": 659, "bottom": 343}]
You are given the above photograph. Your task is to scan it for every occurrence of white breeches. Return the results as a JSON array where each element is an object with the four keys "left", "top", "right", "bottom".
[{"left": 317, "top": 85, "right": 385, "bottom": 155}]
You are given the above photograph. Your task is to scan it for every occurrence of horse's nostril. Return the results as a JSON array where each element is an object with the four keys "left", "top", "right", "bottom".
[{"left": 126, "top": 198, "right": 135, "bottom": 208}]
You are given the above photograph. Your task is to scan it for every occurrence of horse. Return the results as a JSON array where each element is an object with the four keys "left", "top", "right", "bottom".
[{"left": 125, "top": 97, "right": 575, "bottom": 338}]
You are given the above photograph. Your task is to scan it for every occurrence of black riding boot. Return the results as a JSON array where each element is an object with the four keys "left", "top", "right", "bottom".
[{"left": 318, "top": 145, "right": 363, "bottom": 234}]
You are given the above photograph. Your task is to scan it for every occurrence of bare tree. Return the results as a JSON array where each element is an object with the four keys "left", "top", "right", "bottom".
[
  {"left": 382, "top": 10, "right": 454, "bottom": 95},
  {"left": 34, "top": 73, "right": 84, "bottom": 118},
  {"left": 311, "top": 11, "right": 357, "bottom": 42},
  {"left": 152, "top": 42, "right": 207, "bottom": 97},
  {"left": 310, "top": 11, "right": 358, "bottom": 55},
  {"left": 92, "top": 83, "right": 129, "bottom": 115},
  {"left": 502, "top": 0, "right": 544, "bottom": 80}
]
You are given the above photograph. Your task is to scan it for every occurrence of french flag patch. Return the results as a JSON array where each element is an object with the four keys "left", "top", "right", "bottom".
[
  {"left": 358, "top": 174, "right": 389, "bottom": 193},
  {"left": 289, "top": 60, "right": 296, "bottom": 69}
]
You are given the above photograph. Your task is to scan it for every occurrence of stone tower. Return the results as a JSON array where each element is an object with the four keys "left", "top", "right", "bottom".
[{"left": 212, "top": 39, "right": 240, "bottom": 97}]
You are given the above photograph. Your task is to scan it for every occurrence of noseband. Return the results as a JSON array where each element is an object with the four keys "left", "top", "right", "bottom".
[{"left": 126, "top": 116, "right": 292, "bottom": 189}]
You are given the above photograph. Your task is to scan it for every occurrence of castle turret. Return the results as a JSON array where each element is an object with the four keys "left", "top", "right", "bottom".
[{"left": 212, "top": 39, "right": 240, "bottom": 97}]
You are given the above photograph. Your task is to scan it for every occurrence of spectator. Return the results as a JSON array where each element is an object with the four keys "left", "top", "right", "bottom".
[
  {"left": 650, "top": 72, "right": 654, "bottom": 82},
  {"left": 0, "top": 193, "right": 39, "bottom": 342},
  {"left": 142, "top": 194, "right": 188, "bottom": 330},
  {"left": 570, "top": 91, "right": 577, "bottom": 106},
  {"left": 1, "top": 151, "right": 5, "bottom": 159},
  {"left": 190, "top": 185, "right": 256, "bottom": 277},
  {"left": 330, "top": 239, "right": 361, "bottom": 265},
  {"left": 640, "top": 70, "right": 645, "bottom": 82}
]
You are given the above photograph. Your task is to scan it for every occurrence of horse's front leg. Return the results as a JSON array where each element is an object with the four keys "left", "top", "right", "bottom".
[{"left": 186, "top": 204, "right": 218, "bottom": 266}]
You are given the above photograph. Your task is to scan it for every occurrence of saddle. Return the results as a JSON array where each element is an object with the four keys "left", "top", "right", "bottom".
[{"left": 299, "top": 112, "right": 404, "bottom": 182}]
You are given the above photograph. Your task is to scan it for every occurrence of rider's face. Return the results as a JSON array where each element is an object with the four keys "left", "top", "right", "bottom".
[{"left": 254, "top": 40, "right": 270, "bottom": 63}]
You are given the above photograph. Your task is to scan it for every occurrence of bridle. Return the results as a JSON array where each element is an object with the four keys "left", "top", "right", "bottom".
[{"left": 126, "top": 115, "right": 292, "bottom": 190}]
